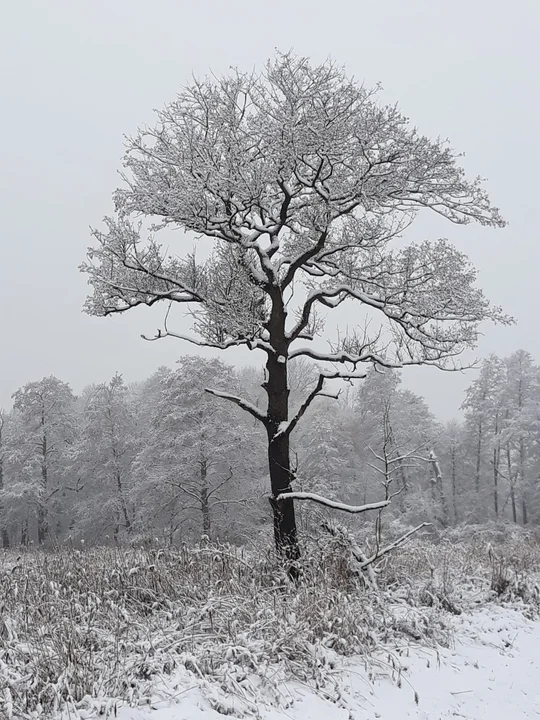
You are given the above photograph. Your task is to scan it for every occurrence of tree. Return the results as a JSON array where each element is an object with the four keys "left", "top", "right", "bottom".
[
  {"left": 133, "top": 357, "right": 261, "bottom": 541},
  {"left": 83, "top": 53, "right": 507, "bottom": 566},
  {"left": 11, "top": 377, "right": 76, "bottom": 545},
  {"left": 0, "top": 410, "right": 10, "bottom": 548},
  {"left": 74, "top": 374, "right": 137, "bottom": 542},
  {"left": 503, "top": 350, "right": 540, "bottom": 525},
  {"left": 461, "top": 355, "right": 507, "bottom": 519}
]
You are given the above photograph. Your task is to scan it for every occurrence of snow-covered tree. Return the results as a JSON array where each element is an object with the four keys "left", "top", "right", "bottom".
[
  {"left": 74, "top": 374, "right": 137, "bottom": 541},
  {"left": 0, "top": 410, "right": 10, "bottom": 548},
  {"left": 134, "top": 357, "right": 264, "bottom": 542},
  {"left": 461, "top": 356, "right": 507, "bottom": 514},
  {"left": 503, "top": 350, "right": 540, "bottom": 524},
  {"left": 11, "top": 377, "right": 76, "bottom": 544},
  {"left": 82, "top": 53, "right": 508, "bottom": 564}
]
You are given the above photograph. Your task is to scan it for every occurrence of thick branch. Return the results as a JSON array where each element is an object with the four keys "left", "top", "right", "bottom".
[{"left": 275, "top": 491, "right": 389, "bottom": 514}]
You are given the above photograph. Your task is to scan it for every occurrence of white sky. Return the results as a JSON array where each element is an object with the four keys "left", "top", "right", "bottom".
[{"left": 1, "top": 0, "right": 538, "bottom": 420}]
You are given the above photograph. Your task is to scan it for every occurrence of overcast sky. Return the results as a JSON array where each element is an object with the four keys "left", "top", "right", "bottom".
[{"left": 1, "top": 0, "right": 538, "bottom": 419}]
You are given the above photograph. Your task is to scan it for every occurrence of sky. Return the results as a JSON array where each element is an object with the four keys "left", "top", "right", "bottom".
[{"left": 0, "top": 0, "right": 539, "bottom": 420}]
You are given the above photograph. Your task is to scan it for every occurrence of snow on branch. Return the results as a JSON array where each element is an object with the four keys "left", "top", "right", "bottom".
[
  {"left": 205, "top": 388, "right": 267, "bottom": 425},
  {"left": 359, "top": 522, "right": 431, "bottom": 568},
  {"left": 275, "top": 491, "right": 390, "bottom": 514},
  {"left": 142, "top": 327, "right": 274, "bottom": 355}
]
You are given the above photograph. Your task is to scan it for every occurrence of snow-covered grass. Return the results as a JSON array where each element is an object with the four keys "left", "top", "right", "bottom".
[{"left": 1, "top": 527, "right": 540, "bottom": 719}]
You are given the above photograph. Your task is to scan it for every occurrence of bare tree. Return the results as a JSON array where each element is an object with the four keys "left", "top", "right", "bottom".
[{"left": 83, "top": 53, "right": 508, "bottom": 567}]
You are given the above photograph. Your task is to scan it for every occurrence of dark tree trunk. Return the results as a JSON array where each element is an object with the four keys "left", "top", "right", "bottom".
[{"left": 265, "top": 294, "right": 300, "bottom": 573}]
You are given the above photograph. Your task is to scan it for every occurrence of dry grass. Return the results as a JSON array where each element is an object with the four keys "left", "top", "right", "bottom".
[{"left": 1, "top": 527, "right": 539, "bottom": 718}]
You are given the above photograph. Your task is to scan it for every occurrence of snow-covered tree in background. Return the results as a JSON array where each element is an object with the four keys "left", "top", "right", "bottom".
[
  {"left": 503, "top": 350, "right": 540, "bottom": 524},
  {"left": 133, "top": 357, "right": 265, "bottom": 542},
  {"left": 10, "top": 377, "right": 76, "bottom": 545},
  {"left": 0, "top": 410, "right": 10, "bottom": 548},
  {"left": 82, "top": 53, "right": 508, "bottom": 563},
  {"left": 74, "top": 374, "right": 137, "bottom": 542}
]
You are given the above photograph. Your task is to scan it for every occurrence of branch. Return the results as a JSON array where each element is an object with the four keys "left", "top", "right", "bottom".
[
  {"left": 206, "top": 467, "right": 234, "bottom": 499},
  {"left": 142, "top": 327, "right": 273, "bottom": 355},
  {"left": 275, "top": 491, "right": 390, "bottom": 514},
  {"left": 360, "top": 522, "right": 431, "bottom": 568},
  {"left": 205, "top": 388, "right": 268, "bottom": 425},
  {"left": 282, "top": 229, "right": 328, "bottom": 289},
  {"left": 275, "top": 374, "right": 337, "bottom": 439}
]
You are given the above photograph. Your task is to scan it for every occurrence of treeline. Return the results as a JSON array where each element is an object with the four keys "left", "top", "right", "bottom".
[{"left": 0, "top": 350, "right": 538, "bottom": 548}]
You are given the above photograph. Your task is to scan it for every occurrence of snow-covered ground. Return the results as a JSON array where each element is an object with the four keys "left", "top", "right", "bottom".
[{"left": 109, "top": 605, "right": 540, "bottom": 720}]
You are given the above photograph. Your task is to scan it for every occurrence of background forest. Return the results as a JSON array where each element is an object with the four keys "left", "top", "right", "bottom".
[{"left": 1, "top": 349, "right": 538, "bottom": 549}]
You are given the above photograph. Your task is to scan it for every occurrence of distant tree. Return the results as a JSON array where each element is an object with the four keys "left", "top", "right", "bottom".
[
  {"left": 134, "top": 357, "right": 261, "bottom": 541},
  {"left": 503, "top": 350, "right": 540, "bottom": 524},
  {"left": 83, "top": 53, "right": 508, "bottom": 567},
  {"left": 74, "top": 374, "right": 137, "bottom": 541},
  {"left": 0, "top": 410, "right": 10, "bottom": 548},
  {"left": 294, "top": 398, "right": 357, "bottom": 501},
  {"left": 438, "top": 420, "right": 465, "bottom": 524},
  {"left": 11, "top": 377, "right": 76, "bottom": 544},
  {"left": 461, "top": 355, "right": 507, "bottom": 519}
]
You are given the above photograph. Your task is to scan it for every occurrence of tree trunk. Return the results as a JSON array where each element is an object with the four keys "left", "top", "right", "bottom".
[
  {"left": 38, "top": 424, "right": 49, "bottom": 546},
  {"left": 493, "top": 447, "right": 499, "bottom": 518},
  {"left": 113, "top": 447, "right": 131, "bottom": 535},
  {"left": 200, "top": 460, "right": 211, "bottom": 537},
  {"left": 265, "top": 294, "right": 300, "bottom": 572},
  {"left": 21, "top": 517, "right": 28, "bottom": 546},
  {"left": 450, "top": 444, "right": 458, "bottom": 524},
  {"left": 517, "top": 372, "right": 528, "bottom": 525},
  {"left": 429, "top": 451, "right": 448, "bottom": 526},
  {"left": 519, "top": 438, "right": 528, "bottom": 525},
  {"left": 506, "top": 443, "right": 517, "bottom": 524},
  {"left": 0, "top": 420, "right": 9, "bottom": 548},
  {"left": 493, "top": 413, "right": 500, "bottom": 519},
  {"left": 475, "top": 419, "right": 482, "bottom": 494}
]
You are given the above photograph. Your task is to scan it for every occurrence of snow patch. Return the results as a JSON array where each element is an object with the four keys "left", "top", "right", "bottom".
[{"left": 111, "top": 606, "right": 540, "bottom": 719}]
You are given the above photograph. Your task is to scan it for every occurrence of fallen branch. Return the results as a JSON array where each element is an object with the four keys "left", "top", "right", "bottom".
[
  {"left": 321, "top": 522, "right": 378, "bottom": 591},
  {"left": 360, "top": 522, "right": 431, "bottom": 568}
]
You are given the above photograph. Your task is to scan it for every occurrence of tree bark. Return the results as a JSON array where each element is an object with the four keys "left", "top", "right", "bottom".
[{"left": 265, "top": 294, "right": 300, "bottom": 573}]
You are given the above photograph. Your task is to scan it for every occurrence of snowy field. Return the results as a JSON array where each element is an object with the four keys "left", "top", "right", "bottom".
[
  {"left": 1, "top": 531, "right": 539, "bottom": 719},
  {"left": 114, "top": 605, "right": 540, "bottom": 720}
]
